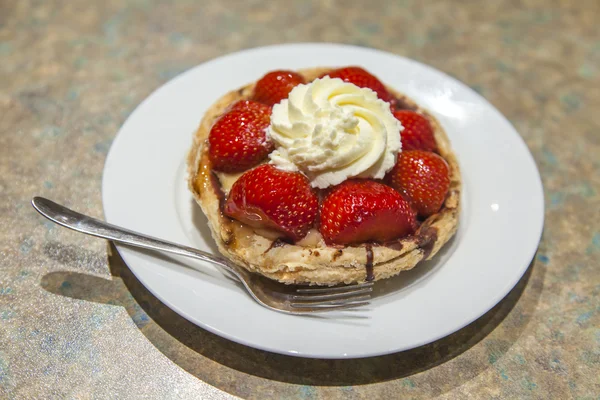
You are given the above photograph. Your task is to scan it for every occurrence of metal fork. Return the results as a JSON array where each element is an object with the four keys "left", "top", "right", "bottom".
[{"left": 32, "top": 197, "right": 372, "bottom": 314}]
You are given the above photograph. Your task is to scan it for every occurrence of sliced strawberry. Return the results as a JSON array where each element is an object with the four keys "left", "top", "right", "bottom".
[
  {"left": 393, "top": 110, "right": 438, "bottom": 152},
  {"left": 208, "top": 101, "right": 273, "bottom": 172},
  {"left": 224, "top": 164, "right": 318, "bottom": 241},
  {"left": 388, "top": 150, "right": 450, "bottom": 217},
  {"left": 320, "top": 180, "right": 417, "bottom": 245},
  {"left": 252, "top": 70, "right": 305, "bottom": 106},
  {"left": 323, "top": 66, "right": 394, "bottom": 104}
]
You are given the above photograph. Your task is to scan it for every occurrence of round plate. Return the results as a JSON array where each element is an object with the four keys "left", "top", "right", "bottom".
[{"left": 102, "top": 43, "right": 544, "bottom": 359}]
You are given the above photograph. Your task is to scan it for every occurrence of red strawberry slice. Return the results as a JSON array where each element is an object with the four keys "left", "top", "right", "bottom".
[
  {"left": 252, "top": 70, "right": 305, "bottom": 106},
  {"left": 388, "top": 150, "right": 450, "bottom": 217},
  {"left": 320, "top": 180, "right": 417, "bottom": 245},
  {"left": 393, "top": 110, "right": 438, "bottom": 152},
  {"left": 224, "top": 164, "right": 318, "bottom": 241},
  {"left": 324, "top": 66, "right": 394, "bottom": 104},
  {"left": 208, "top": 101, "right": 273, "bottom": 172}
]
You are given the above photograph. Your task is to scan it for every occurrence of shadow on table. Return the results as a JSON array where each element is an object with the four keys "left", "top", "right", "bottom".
[{"left": 40, "top": 241, "right": 543, "bottom": 387}]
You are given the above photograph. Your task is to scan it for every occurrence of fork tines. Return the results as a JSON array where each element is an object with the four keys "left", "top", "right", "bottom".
[{"left": 290, "top": 281, "right": 373, "bottom": 310}]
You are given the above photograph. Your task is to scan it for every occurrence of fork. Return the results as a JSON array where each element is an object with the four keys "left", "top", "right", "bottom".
[{"left": 31, "top": 197, "right": 372, "bottom": 314}]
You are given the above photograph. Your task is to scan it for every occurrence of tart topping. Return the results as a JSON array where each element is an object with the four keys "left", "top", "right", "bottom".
[
  {"left": 224, "top": 164, "right": 318, "bottom": 241},
  {"left": 324, "top": 66, "right": 394, "bottom": 104},
  {"left": 206, "top": 68, "right": 453, "bottom": 249},
  {"left": 392, "top": 110, "right": 438, "bottom": 152},
  {"left": 208, "top": 100, "right": 273, "bottom": 173},
  {"left": 252, "top": 70, "right": 305, "bottom": 106},
  {"left": 268, "top": 76, "right": 402, "bottom": 189},
  {"left": 388, "top": 150, "right": 450, "bottom": 217},
  {"left": 319, "top": 180, "right": 417, "bottom": 245}
]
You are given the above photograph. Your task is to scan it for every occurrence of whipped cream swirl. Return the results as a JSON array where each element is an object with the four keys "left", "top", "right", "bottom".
[{"left": 267, "top": 76, "right": 402, "bottom": 188}]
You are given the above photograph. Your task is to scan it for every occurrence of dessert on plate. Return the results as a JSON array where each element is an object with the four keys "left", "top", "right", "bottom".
[{"left": 187, "top": 67, "right": 461, "bottom": 285}]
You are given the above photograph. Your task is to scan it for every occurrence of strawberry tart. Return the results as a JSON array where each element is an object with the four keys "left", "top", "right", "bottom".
[{"left": 187, "top": 67, "right": 461, "bottom": 285}]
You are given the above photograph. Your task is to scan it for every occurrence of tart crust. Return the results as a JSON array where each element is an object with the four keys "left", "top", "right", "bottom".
[{"left": 187, "top": 68, "right": 461, "bottom": 285}]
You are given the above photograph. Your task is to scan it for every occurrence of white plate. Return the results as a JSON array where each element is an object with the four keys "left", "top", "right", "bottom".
[{"left": 102, "top": 43, "right": 544, "bottom": 359}]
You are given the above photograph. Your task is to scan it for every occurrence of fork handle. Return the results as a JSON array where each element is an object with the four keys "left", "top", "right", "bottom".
[{"left": 31, "top": 197, "right": 235, "bottom": 274}]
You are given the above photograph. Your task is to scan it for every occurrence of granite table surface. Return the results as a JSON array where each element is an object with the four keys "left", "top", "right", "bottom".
[{"left": 1, "top": 0, "right": 599, "bottom": 398}]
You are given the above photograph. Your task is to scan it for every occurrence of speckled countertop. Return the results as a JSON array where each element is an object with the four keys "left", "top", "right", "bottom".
[{"left": 1, "top": 0, "right": 599, "bottom": 398}]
